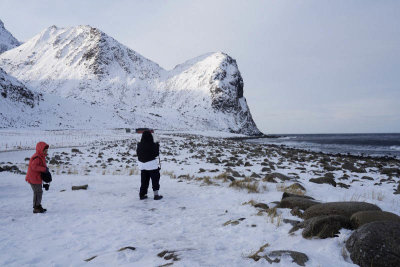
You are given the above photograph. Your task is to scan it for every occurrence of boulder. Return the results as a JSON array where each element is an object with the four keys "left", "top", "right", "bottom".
[
  {"left": 281, "top": 192, "right": 314, "bottom": 200},
  {"left": 309, "top": 177, "right": 336, "bottom": 187},
  {"left": 254, "top": 203, "right": 269, "bottom": 210},
  {"left": 361, "top": 176, "right": 373, "bottom": 180},
  {"left": 303, "top": 202, "right": 381, "bottom": 220},
  {"left": 266, "top": 250, "right": 309, "bottom": 266},
  {"left": 279, "top": 197, "right": 320, "bottom": 211},
  {"left": 264, "top": 172, "right": 293, "bottom": 182},
  {"left": 337, "top": 182, "right": 350, "bottom": 189},
  {"left": 342, "top": 162, "right": 366, "bottom": 173},
  {"left": 302, "top": 215, "right": 352, "bottom": 239},
  {"left": 381, "top": 168, "right": 400, "bottom": 176},
  {"left": 350, "top": 210, "right": 400, "bottom": 228},
  {"left": 346, "top": 221, "right": 400, "bottom": 267}
]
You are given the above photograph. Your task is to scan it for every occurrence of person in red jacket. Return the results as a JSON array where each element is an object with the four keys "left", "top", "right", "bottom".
[{"left": 26, "top": 142, "right": 49, "bottom": 213}]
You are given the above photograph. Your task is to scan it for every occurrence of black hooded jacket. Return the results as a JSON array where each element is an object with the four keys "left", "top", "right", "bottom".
[{"left": 137, "top": 131, "right": 160, "bottom": 163}]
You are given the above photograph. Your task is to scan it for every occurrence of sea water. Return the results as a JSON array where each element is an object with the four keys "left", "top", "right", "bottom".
[{"left": 249, "top": 133, "right": 400, "bottom": 158}]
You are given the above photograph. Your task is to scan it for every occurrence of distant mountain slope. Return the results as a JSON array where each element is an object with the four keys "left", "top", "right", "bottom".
[
  {"left": 0, "top": 25, "right": 261, "bottom": 135},
  {"left": 0, "top": 20, "right": 20, "bottom": 54},
  {"left": 0, "top": 67, "right": 127, "bottom": 129}
]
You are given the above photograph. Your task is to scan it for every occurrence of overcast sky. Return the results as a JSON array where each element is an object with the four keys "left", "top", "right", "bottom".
[{"left": 1, "top": 0, "right": 399, "bottom": 134}]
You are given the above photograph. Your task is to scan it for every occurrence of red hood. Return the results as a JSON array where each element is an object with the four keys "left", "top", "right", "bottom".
[{"left": 36, "top": 142, "right": 49, "bottom": 157}]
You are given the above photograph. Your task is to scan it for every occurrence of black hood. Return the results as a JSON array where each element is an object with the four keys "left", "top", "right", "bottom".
[{"left": 140, "top": 130, "right": 154, "bottom": 143}]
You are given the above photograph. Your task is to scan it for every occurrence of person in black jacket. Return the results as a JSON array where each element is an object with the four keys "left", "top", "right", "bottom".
[{"left": 136, "top": 130, "right": 163, "bottom": 200}]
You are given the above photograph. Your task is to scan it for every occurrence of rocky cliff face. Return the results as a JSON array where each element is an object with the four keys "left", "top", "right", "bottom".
[
  {"left": 0, "top": 25, "right": 261, "bottom": 135},
  {"left": 0, "top": 67, "right": 42, "bottom": 128},
  {"left": 0, "top": 67, "right": 39, "bottom": 108},
  {"left": 0, "top": 20, "right": 20, "bottom": 54}
]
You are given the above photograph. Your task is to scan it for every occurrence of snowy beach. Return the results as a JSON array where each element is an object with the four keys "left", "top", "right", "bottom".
[{"left": 1, "top": 130, "right": 400, "bottom": 266}]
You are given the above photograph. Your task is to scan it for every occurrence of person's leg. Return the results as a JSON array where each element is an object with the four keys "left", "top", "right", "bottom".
[
  {"left": 139, "top": 170, "right": 150, "bottom": 198},
  {"left": 150, "top": 169, "right": 162, "bottom": 199},
  {"left": 30, "top": 184, "right": 43, "bottom": 208}
]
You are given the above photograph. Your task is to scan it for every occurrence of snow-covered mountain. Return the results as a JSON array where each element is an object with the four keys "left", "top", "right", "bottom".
[
  {"left": 0, "top": 66, "right": 129, "bottom": 129},
  {"left": 0, "top": 25, "right": 261, "bottom": 135},
  {"left": 0, "top": 20, "right": 20, "bottom": 54},
  {"left": 0, "top": 67, "right": 41, "bottom": 127}
]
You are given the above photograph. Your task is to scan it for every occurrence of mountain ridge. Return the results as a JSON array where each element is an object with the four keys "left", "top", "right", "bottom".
[
  {"left": 0, "top": 24, "right": 261, "bottom": 135},
  {"left": 0, "top": 19, "right": 20, "bottom": 54}
]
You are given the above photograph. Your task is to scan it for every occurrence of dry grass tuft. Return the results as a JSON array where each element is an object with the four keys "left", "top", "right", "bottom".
[
  {"left": 276, "top": 182, "right": 305, "bottom": 195},
  {"left": 162, "top": 170, "right": 176, "bottom": 179},
  {"left": 229, "top": 180, "right": 259, "bottom": 193},
  {"left": 347, "top": 190, "right": 385, "bottom": 202},
  {"left": 242, "top": 200, "right": 258, "bottom": 206},
  {"left": 248, "top": 243, "right": 270, "bottom": 261}
]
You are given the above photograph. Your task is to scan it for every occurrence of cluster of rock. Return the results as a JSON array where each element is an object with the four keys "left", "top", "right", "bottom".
[{"left": 276, "top": 191, "right": 400, "bottom": 267}]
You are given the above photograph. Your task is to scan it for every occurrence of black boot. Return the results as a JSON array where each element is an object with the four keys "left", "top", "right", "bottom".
[
  {"left": 140, "top": 195, "right": 148, "bottom": 200},
  {"left": 33, "top": 206, "right": 45, "bottom": 213},
  {"left": 38, "top": 205, "right": 47, "bottom": 212},
  {"left": 154, "top": 195, "right": 163, "bottom": 200}
]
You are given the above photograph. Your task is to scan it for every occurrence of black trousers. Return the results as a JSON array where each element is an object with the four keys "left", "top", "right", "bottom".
[{"left": 140, "top": 169, "right": 160, "bottom": 197}]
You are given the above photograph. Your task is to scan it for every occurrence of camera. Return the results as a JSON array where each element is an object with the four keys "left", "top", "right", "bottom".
[{"left": 43, "top": 183, "right": 50, "bottom": 191}]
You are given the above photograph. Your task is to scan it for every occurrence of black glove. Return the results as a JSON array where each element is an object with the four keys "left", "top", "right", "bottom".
[
  {"left": 43, "top": 183, "right": 50, "bottom": 191},
  {"left": 41, "top": 168, "right": 52, "bottom": 183}
]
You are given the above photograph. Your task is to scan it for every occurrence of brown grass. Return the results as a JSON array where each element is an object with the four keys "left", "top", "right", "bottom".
[
  {"left": 276, "top": 182, "right": 305, "bottom": 196},
  {"left": 248, "top": 243, "right": 270, "bottom": 261},
  {"left": 229, "top": 180, "right": 259, "bottom": 193}
]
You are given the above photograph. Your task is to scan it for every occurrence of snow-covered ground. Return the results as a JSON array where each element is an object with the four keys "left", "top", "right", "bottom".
[{"left": 1, "top": 130, "right": 399, "bottom": 266}]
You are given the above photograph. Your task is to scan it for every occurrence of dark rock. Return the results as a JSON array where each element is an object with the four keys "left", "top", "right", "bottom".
[
  {"left": 381, "top": 168, "right": 400, "bottom": 176},
  {"left": 302, "top": 215, "right": 352, "bottom": 239},
  {"left": 279, "top": 197, "right": 320, "bottom": 210},
  {"left": 281, "top": 192, "right": 314, "bottom": 200},
  {"left": 309, "top": 177, "right": 336, "bottom": 187},
  {"left": 250, "top": 172, "right": 260, "bottom": 178},
  {"left": 361, "top": 176, "right": 374, "bottom": 180},
  {"left": 324, "top": 172, "right": 335, "bottom": 179},
  {"left": 337, "top": 182, "right": 350, "bottom": 189},
  {"left": 282, "top": 219, "right": 301, "bottom": 226},
  {"left": 342, "top": 162, "right": 366, "bottom": 173},
  {"left": 324, "top": 165, "right": 337, "bottom": 172},
  {"left": 350, "top": 210, "right": 400, "bottom": 228},
  {"left": 227, "top": 175, "right": 235, "bottom": 182},
  {"left": 71, "top": 148, "right": 81, "bottom": 153},
  {"left": 264, "top": 172, "right": 293, "bottom": 182},
  {"left": 291, "top": 207, "right": 303, "bottom": 217},
  {"left": 209, "top": 157, "right": 221, "bottom": 164},
  {"left": 72, "top": 184, "right": 89, "bottom": 190},
  {"left": 346, "top": 221, "right": 400, "bottom": 267},
  {"left": 254, "top": 203, "right": 269, "bottom": 210},
  {"left": 303, "top": 202, "right": 381, "bottom": 220},
  {"left": 230, "top": 170, "right": 241, "bottom": 177},
  {"left": 267, "top": 250, "right": 309, "bottom": 266},
  {"left": 261, "top": 167, "right": 271, "bottom": 172}
]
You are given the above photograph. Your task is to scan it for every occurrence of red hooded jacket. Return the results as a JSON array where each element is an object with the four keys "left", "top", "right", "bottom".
[{"left": 26, "top": 142, "right": 49, "bottom": 184}]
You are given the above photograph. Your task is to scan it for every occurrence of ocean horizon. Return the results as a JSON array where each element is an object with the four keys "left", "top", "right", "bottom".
[{"left": 249, "top": 133, "right": 400, "bottom": 159}]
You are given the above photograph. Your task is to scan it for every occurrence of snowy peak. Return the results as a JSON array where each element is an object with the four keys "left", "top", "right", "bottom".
[
  {"left": 2, "top": 25, "right": 163, "bottom": 80},
  {"left": 0, "top": 19, "right": 20, "bottom": 54},
  {"left": 163, "top": 52, "right": 260, "bottom": 135}
]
